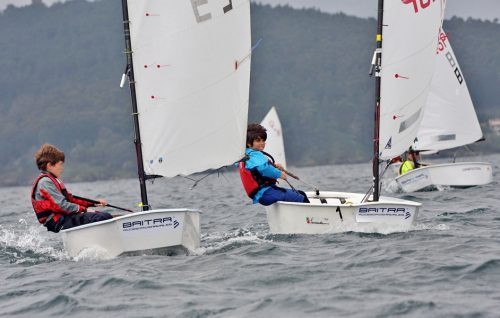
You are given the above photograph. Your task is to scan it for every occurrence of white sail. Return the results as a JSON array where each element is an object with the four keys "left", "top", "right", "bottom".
[
  {"left": 260, "top": 106, "right": 287, "bottom": 168},
  {"left": 413, "top": 30, "right": 483, "bottom": 152},
  {"left": 379, "top": 0, "right": 445, "bottom": 159},
  {"left": 127, "top": 0, "right": 251, "bottom": 177}
]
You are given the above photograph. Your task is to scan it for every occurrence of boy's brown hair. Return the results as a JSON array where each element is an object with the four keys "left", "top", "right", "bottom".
[
  {"left": 246, "top": 123, "right": 267, "bottom": 147},
  {"left": 34, "top": 144, "right": 65, "bottom": 170}
]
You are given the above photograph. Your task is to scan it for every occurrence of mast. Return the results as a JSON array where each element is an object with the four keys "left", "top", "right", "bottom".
[
  {"left": 372, "top": 0, "right": 384, "bottom": 202},
  {"left": 120, "top": 0, "right": 149, "bottom": 211}
]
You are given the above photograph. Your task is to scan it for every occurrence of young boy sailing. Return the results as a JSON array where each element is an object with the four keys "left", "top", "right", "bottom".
[
  {"left": 239, "top": 124, "right": 308, "bottom": 206},
  {"left": 31, "top": 144, "right": 112, "bottom": 233}
]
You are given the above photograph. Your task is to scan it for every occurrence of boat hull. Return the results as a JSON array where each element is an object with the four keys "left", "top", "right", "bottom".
[
  {"left": 265, "top": 191, "right": 420, "bottom": 234},
  {"left": 60, "top": 209, "right": 200, "bottom": 258},
  {"left": 395, "top": 162, "right": 493, "bottom": 192}
]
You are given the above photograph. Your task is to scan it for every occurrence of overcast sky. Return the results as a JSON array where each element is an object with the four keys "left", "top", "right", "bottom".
[{"left": 1, "top": 0, "right": 499, "bottom": 21}]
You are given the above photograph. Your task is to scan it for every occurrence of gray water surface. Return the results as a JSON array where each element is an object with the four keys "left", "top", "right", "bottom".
[{"left": 1, "top": 154, "right": 499, "bottom": 317}]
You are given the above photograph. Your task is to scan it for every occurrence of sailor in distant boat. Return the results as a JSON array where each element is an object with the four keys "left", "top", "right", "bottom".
[
  {"left": 399, "top": 148, "right": 423, "bottom": 175},
  {"left": 31, "top": 144, "right": 112, "bottom": 233},
  {"left": 239, "top": 124, "right": 308, "bottom": 206}
]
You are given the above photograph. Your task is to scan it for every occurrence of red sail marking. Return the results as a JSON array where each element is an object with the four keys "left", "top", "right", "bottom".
[
  {"left": 394, "top": 73, "right": 409, "bottom": 79},
  {"left": 145, "top": 64, "right": 170, "bottom": 68}
]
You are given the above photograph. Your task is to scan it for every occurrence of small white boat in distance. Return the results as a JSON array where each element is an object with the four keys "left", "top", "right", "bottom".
[
  {"left": 396, "top": 30, "right": 493, "bottom": 192},
  {"left": 61, "top": 0, "right": 252, "bottom": 257},
  {"left": 396, "top": 162, "right": 492, "bottom": 193},
  {"left": 266, "top": 1, "right": 446, "bottom": 234},
  {"left": 261, "top": 106, "right": 287, "bottom": 169}
]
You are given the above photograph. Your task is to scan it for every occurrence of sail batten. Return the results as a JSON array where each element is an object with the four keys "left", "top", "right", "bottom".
[{"left": 127, "top": 0, "right": 251, "bottom": 177}]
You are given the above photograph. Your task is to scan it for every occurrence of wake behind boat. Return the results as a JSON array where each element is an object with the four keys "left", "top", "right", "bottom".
[
  {"left": 265, "top": 0, "right": 446, "bottom": 234},
  {"left": 61, "top": 0, "right": 252, "bottom": 257},
  {"left": 396, "top": 30, "right": 493, "bottom": 192}
]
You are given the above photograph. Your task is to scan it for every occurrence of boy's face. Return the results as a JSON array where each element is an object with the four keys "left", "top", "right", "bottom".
[
  {"left": 249, "top": 137, "right": 266, "bottom": 151},
  {"left": 47, "top": 161, "right": 64, "bottom": 178}
]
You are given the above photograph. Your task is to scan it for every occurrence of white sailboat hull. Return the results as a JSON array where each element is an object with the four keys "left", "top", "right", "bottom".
[
  {"left": 396, "top": 162, "right": 493, "bottom": 192},
  {"left": 61, "top": 209, "right": 200, "bottom": 258},
  {"left": 265, "top": 191, "right": 420, "bottom": 234}
]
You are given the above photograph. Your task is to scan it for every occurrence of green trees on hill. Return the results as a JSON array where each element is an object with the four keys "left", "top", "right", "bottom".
[
  {"left": 0, "top": 0, "right": 134, "bottom": 186},
  {"left": 0, "top": 1, "right": 499, "bottom": 186}
]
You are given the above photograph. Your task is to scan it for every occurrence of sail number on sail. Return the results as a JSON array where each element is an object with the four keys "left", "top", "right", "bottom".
[
  {"left": 436, "top": 31, "right": 464, "bottom": 85},
  {"left": 402, "top": 0, "right": 437, "bottom": 14},
  {"left": 191, "top": 0, "right": 233, "bottom": 23}
]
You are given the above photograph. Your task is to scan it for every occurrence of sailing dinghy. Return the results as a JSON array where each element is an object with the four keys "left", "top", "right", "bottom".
[
  {"left": 265, "top": 0, "right": 445, "bottom": 234},
  {"left": 61, "top": 0, "right": 252, "bottom": 257},
  {"left": 260, "top": 106, "right": 287, "bottom": 169},
  {"left": 395, "top": 30, "right": 493, "bottom": 192}
]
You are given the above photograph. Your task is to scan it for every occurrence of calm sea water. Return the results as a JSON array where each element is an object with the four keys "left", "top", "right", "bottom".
[{"left": 1, "top": 154, "right": 499, "bottom": 317}]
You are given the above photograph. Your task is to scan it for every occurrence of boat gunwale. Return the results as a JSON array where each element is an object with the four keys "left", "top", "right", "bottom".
[
  {"left": 60, "top": 208, "right": 201, "bottom": 233},
  {"left": 395, "top": 161, "right": 493, "bottom": 182},
  {"left": 272, "top": 191, "right": 421, "bottom": 207}
]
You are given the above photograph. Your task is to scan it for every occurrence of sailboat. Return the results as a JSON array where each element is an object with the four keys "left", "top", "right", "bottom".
[
  {"left": 395, "top": 30, "right": 493, "bottom": 192},
  {"left": 260, "top": 106, "right": 287, "bottom": 168},
  {"left": 265, "top": 0, "right": 445, "bottom": 234},
  {"left": 61, "top": 0, "right": 252, "bottom": 257}
]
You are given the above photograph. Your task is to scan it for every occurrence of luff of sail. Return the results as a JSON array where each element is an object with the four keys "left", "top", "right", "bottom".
[
  {"left": 260, "top": 106, "right": 287, "bottom": 169},
  {"left": 413, "top": 30, "right": 483, "bottom": 153},
  {"left": 127, "top": 0, "right": 251, "bottom": 177},
  {"left": 379, "top": 0, "right": 445, "bottom": 159}
]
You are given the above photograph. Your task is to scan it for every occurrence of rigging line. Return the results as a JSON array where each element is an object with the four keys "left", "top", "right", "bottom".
[
  {"left": 284, "top": 179, "right": 296, "bottom": 191},
  {"left": 236, "top": 38, "right": 263, "bottom": 68},
  {"left": 186, "top": 165, "right": 231, "bottom": 190},
  {"left": 251, "top": 38, "right": 263, "bottom": 51},
  {"left": 186, "top": 172, "right": 214, "bottom": 190},
  {"left": 185, "top": 155, "right": 246, "bottom": 187},
  {"left": 362, "top": 159, "right": 392, "bottom": 203}
]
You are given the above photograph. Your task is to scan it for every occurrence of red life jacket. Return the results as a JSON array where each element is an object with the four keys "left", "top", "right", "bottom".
[
  {"left": 30, "top": 173, "right": 90, "bottom": 223},
  {"left": 239, "top": 161, "right": 277, "bottom": 199}
]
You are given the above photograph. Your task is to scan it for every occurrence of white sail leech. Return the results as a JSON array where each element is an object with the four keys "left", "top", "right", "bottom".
[
  {"left": 413, "top": 30, "right": 483, "bottom": 153},
  {"left": 128, "top": 0, "right": 251, "bottom": 177},
  {"left": 379, "top": 0, "right": 445, "bottom": 159}
]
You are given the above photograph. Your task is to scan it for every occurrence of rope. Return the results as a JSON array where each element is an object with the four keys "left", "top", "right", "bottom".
[{"left": 362, "top": 160, "right": 392, "bottom": 203}]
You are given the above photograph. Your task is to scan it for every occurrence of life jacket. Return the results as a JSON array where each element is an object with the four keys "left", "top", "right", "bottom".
[
  {"left": 30, "top": 172, "right": 89, "bottom": 224},
  {"left": 399, "top": 160, "right": 414, "bottom": 175},
  {"left": 239, "top": 152, "right": 277, "bottom": 199}
]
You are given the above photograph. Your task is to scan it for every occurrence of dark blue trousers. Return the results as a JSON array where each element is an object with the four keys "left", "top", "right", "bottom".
[
  {"left": 46, "top": 212, "right": 113, "bottom": 233},
  {"left": 258, "top": 186, "right": 306, "bottom": 206}
]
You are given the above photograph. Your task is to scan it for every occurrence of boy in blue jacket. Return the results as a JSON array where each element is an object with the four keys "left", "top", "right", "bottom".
[{"left": 239, "top": 123, "right": 307, "bottom": 206}]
